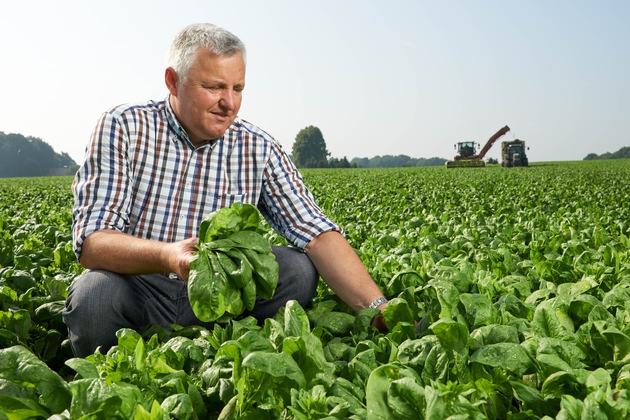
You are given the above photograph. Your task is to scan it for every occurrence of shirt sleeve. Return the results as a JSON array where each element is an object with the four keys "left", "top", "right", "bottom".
[
  {"left": 71, "top": 110, "right": 132, "bottom": 258},
  {"left": 259, "top": 141, "right": 342, "bottom": 249}
]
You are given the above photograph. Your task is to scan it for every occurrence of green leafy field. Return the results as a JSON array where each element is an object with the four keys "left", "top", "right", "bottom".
[{"left": 1, "top": 160, "right": 630, "bottom": 418}]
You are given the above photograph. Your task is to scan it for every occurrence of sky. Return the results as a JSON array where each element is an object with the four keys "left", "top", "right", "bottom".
[{"left": 1, "top": 0, "right": 629, "bottom": 164}]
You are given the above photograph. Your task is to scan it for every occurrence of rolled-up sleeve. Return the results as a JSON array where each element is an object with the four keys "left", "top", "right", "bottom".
[
  {"left": 259, "top": 142, "right": 341, "bottom": 249},
  {"left": 72, "top": 111, "right": 132, "bottom": 258}
]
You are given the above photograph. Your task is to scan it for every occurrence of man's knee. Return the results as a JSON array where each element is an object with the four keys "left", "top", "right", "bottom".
[
  {"left": 64, "top": 270, "right": 130, "bottom": 316},
  {"left": 63, "top": 270, "right": 136, "bottom": 357}
]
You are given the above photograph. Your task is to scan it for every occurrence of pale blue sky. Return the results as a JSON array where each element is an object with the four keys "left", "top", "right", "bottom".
[{"left": 1, "top": 0, "right": 628, "bottom": 164}]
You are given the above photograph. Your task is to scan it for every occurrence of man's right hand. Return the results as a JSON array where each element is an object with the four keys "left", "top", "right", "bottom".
[{"left": 163, "top": 237, "right": 199, "bottom": 281}]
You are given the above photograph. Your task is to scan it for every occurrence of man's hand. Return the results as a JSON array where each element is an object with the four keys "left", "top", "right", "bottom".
[
  {"left": 371, "top": 313, "right": 388, "bottom": 333},
  {"left": 163, "top": 237, "right": 199, "bottom": 281}
]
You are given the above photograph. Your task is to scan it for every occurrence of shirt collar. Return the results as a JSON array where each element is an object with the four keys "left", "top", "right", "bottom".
[{"left": 164, "top": 95, "right": 187, "bottom": 142}]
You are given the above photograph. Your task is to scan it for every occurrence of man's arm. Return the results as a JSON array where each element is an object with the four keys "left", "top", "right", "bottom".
[
  {"left": 79, "top": 230, "right": 198, "bottom": 280},
  {"left": 304, "top": 230, "right": 387, "bottom": 312}
]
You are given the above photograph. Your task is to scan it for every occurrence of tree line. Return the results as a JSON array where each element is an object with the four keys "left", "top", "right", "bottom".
[
  {"left": 350, "top": 155, "right": 447, "bottom": 168},
  {"left": 583, "top": 146, "right": 630, "bottom": 160},
  {"left": 0, "top": 132, "right": 78, "bottom": 178},
  {"left": 291, "top": 126, "right": 446, "bottom": 168}
]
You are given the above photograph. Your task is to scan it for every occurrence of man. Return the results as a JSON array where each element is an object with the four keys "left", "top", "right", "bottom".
[{"left": 63, "top": 23, "right": 388, "bottom": 358}]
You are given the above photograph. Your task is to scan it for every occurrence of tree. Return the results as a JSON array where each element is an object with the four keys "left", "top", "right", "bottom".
[
  {"left": 292, "top": 126, "right": 330, "bottom": 168},
  {"left": 583, "top": 146, "right": 630, "bottom": 160},
  {"left": 0, "top": 131, "right": 77, "bottom": 177},
  {"left": 328, "top": 156, "right": 354, "bottom": 168}
]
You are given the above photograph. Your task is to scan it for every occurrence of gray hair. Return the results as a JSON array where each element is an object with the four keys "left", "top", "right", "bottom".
[{"left": 167, "top": 23, "right": 246, "bottom": 83}]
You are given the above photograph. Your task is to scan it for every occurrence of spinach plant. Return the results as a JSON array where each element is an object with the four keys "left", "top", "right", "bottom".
[{"left": 188, "top": 203, "right": 279, "bottom": 322}]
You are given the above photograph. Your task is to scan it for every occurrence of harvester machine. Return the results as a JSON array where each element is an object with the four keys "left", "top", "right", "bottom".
[{"left": 446, "top": 125, "right": 511, "bottom": 168}]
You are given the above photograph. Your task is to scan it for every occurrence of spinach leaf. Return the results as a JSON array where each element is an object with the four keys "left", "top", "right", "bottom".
[
  {"left": 189, "top": 252, "right": 226, "bottom": 322},
  {"left": 0, "top": 345, "right": 71, "bottom": 414}
]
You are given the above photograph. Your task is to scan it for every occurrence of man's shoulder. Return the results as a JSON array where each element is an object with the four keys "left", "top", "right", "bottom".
[
  {"left": 230, "top": 117, "right": 277, "bottom": 143},
  {"left": 106, "top": 99, "right": 167, "bottom": 119}
]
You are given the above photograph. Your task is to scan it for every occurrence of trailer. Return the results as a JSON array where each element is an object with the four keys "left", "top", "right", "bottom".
[{"left": 501, "top": 140, "right": 529, "bottom": 167}]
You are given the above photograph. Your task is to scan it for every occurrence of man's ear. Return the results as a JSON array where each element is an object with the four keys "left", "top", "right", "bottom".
[{"left": 165, "top": 67, "right": 179, "bottom": 95}]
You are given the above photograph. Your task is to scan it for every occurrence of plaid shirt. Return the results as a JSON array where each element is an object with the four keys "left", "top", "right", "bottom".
[{"left": 72, "top": 97, "right": 340, "bottom": 258}]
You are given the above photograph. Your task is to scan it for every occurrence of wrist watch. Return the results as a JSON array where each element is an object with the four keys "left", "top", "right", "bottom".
[{"left": 368, "top": 297, "right": 389, "bottom": 309}]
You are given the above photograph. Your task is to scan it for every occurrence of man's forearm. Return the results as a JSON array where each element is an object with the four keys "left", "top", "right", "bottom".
[
  {"left": 79, "top": 230, "right": 197, "bottom": 279},
  {"left": 304, "top": 231, "right": 387, "bottom": 312}
]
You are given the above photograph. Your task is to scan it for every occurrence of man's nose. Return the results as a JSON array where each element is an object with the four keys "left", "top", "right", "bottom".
[{"left": 219, "top": 90, "right": 236, "bottom": 109}]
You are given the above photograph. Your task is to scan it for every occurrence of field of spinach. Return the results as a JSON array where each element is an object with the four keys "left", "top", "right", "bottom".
[{"left": 1, "top": 160, "right": 630, "bottom": 419}]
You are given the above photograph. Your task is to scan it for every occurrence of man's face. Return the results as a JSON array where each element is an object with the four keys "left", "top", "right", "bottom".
[{"left": 167, "top": 49, "right": 245, "bottom": 145}]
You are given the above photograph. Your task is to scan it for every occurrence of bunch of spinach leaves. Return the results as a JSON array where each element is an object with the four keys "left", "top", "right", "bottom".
[{"left": 188, "top": 203, "right": 278, "bottom": 322}]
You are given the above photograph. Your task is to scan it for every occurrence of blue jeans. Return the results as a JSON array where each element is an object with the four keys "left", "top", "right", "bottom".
[{"left": 63, "top": 246, "right": 319, "bottom": 357}]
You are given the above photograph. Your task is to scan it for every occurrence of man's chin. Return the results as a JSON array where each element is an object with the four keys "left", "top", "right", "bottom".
[
  {"left": 207, "top": 119, "right": 234, "bottom": 135},
  {"left": 204, "top": 126, "right": 230, "bottom": 140}
]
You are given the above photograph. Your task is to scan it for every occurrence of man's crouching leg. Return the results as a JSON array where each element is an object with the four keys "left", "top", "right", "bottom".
[{"left": 62, "top": 269, "right": 207, "bottom": 358}]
